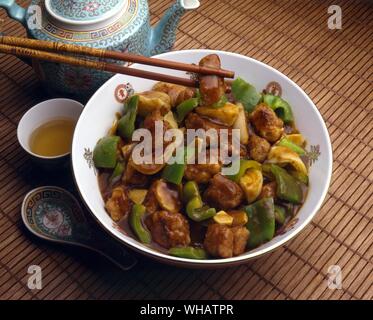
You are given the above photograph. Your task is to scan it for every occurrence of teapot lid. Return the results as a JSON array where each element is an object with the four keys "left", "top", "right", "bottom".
[{"left": 45, "top": 0, "right": 126, "bottom": 25}]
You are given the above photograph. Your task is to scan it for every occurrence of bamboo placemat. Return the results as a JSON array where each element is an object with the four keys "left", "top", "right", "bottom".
[{"left": 0, "top": 0, "right": 372, "bottom": 300}]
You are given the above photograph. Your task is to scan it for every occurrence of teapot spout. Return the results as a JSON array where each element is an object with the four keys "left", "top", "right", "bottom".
[
  {"left": 0, "top": 0, "right": 27, "bottom": 26},
  {"left": 149, "top": 0, "right": 200, "bottom": 56}
]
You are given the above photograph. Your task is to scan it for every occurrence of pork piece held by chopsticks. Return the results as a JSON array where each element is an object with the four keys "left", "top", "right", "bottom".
[{"left": 199, "top": 54, "right": 227, "bottom": 106}]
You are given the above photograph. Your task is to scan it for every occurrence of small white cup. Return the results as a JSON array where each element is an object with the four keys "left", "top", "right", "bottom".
[{"left": 17, "top": 98, "right": 84, "bottom": 169}]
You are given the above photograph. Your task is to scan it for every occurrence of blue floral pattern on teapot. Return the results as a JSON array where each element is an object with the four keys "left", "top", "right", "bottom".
[{"left": 0, "top": 0, "right": 200, "bottom": 100}]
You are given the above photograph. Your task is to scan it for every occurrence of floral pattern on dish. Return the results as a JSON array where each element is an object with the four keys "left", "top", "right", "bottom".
[
  {"left": 49, "top": 0, "right": 122, "bottom": 21},
  {"left": 23, "top": 187, "right": 91, "bottom": 243}
]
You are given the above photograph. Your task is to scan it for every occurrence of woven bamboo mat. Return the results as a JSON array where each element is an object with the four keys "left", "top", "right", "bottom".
[{"left": 0, "top": 0, "right": 372, "bottom": 300}]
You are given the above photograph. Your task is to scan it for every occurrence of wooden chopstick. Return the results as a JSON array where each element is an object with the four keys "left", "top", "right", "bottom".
[
  {"left": 0, "top": 43, "right": 199, "bottom": 87},
  {"left": 0, "top": 36, "right": 235, "bottom": 79}
]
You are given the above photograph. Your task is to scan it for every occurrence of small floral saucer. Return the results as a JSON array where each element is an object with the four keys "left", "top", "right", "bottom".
[{"left": 22, "top": 186, "right": 137, "bottom": 271}]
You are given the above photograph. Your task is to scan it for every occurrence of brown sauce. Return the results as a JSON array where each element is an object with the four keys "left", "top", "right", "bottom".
[{"left": 98, "top": 167, "right": 308, "bottom": 252}]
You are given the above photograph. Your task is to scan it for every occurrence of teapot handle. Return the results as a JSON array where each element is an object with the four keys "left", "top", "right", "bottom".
[{"left": 0, "top": 0, "right": 27, "bottom": 26}]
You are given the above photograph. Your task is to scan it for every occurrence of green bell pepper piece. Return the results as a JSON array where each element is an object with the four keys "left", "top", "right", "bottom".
[
  {"left": 176, "top": 97, "right": 199, "bottom": 122},
  {"left": 129, "top": 204, "right": 151, "bottom": 244},
  {"left": 195, "top": 89, "right": 202, "bottom": 103},
  {"left": 93, "top": 136, "right": 120, "bottom": 169},
  {"left": 182, "top": 181, "right": 216, "bottom": 221},
  {"left": 186, "top": 195, "right": 216, "bottom": 222},
  {"left": 261, "top": 163, "right": 274, "bottom": 180},
  {"left": 117, "top": 95, "right": 139, "bottom": 139},
  {"left": 262, "top": 94, "right": 294, "bottom": 124},
  {"left": 278, "top": 137, "right": 305, "bottom": 155},
  {"left": 225, "top": 159, "right": 262, "bottom": 182},
  {"left": 281, "top": 202, "right": 296, "bottom": 218},
  {"left": 270, "top": 164, "right": 303, "bottom": 204},
  {"left": 162, "top": 162, "right": 185, "bottom": 185},
  {"left": 162, "top": 144, "right": 196, "bottom": 185},
  {"left": 110, "top": 161, "right": 125, "bottom": 181},
  {"left": 183, "top": 181, "right": 200, "bottom": 202},
  {"left": 289, "top": 169, "right": 309, "bottom": 186},
  {"left": 274, "top": 205, "right": 287, "bottom": 225},
  {"left": 186, "top": 196, "right": 203, "bottom": 216},
  {"left": 245, "top": 197, "right": 275, "bottom": 248},
  {"left": 162, "top": 152, "right": 185, "bottom": 185},
  {"left": 231, "top": 77, "right": 261, "bottom": 112},
  {"left": 187, "top": 200, "right": 216, "bottom": 222},
  {"left": 168, "top": 247, "right": 207, "bottom": 260},
  {"left": 169, "top": 247, "right": 207, "bottom": 259}
]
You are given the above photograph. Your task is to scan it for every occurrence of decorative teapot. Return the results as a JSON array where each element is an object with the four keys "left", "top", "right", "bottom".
[{"left": 0, "top": 0, "right": 200, "bottom": 99}]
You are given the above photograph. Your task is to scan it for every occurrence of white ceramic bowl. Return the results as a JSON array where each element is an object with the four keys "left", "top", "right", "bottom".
[
  {"left": 72, "top": 50, "right": 332, "bottom": 267},
  {"left": 18, "top": 98, "right": 83, "bottom": 169}
]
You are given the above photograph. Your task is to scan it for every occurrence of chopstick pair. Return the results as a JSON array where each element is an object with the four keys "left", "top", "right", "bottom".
[{"left": 0, "top": 36, "right": 234, "bottom": 87}]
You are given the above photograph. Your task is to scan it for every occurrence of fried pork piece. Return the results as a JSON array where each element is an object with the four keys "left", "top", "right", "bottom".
[
  {"left": 204, "top": 174, "right": 244, "bottom": 210},
  {"left": 203, "top": 224, "right": 249, "bottom": 258},
  {"left": 248, "top": 133, "right": 271, "bottom": 163},
  {"left": 184, "top": 162, "right": 222, "bottom": 184},
  {"left": 152, "top": 82, "right": 195, "bottom": 107},
  {"left": 184, "top": 114, "right": 241, "bottom": 164},
  {"left": 146, "top": 210, "right": 191, "bottom": 249},
  {"left": 204, "top": 224, "right": 233, "bottom": 258},
  {"left": 232, "top": 226, "right": 250, "bottom": 256},
  {"left": 258, "top": 181, "right": 277, "bottom": 199},
  {"left": 184, "top": 149, "right": 222, "bottom": 184},
  {"left": 239, "top": 144, "right": 249, "bottom": 158},
  {"left": 185, "top": 111, "right": 234, "bottom": 143},
  {"left": 105, "top": 186, "right": 132, "bottom": 222},
  {"left": 129, "top": 110, "right": 170, "bottom": 175},
  {"left": 142, "top": 109, "right": 171, "bottom": 138},
  {"left": 143, "top": 181, "right": 160, "bottom": 214},
  {"left": 199, "top": 54, "right": 226, "bottom": 106},
  {"left": 141, "top": 109, "right": 164, "bottom": 151},
  {"left": 250, "top": 103, "right": 284, "bottom": 143},
  {"left": 185, "top": 112, "right": 234, "bottom": 149},
  {"left": 185, "top": 112, "right": 230, "bottom": 132}
]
